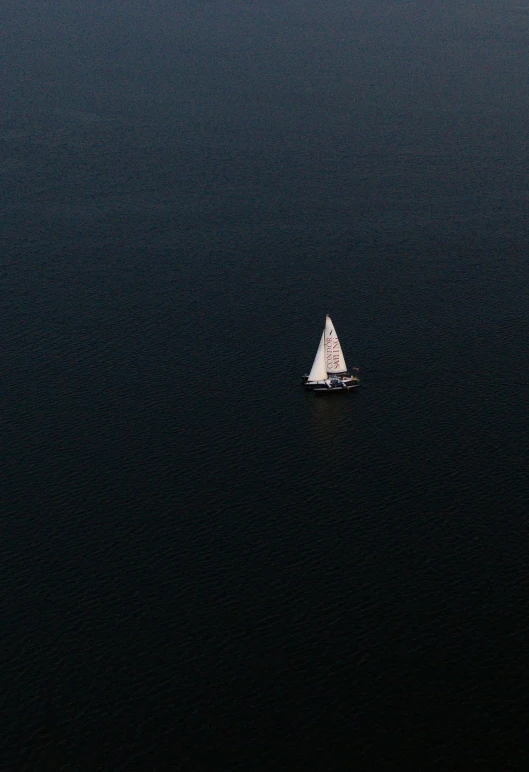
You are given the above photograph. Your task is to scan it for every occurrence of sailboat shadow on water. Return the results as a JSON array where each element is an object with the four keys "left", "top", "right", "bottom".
[{"left": 302, "top": 315, "right": 360, "bottom": 393}]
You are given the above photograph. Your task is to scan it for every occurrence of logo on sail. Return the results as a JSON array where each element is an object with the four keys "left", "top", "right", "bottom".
[{"left": 326, "top": 336, "right": 341, "bottom": 370}]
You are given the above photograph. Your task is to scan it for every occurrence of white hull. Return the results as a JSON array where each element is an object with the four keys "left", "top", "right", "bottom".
[{"left": 303, "top": 374, "right": 360, "bottom": 391}]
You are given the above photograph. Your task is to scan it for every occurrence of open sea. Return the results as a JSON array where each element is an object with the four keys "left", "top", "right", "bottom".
[{"left": 2, "top": 2, "right": 529, "bottom": 769}]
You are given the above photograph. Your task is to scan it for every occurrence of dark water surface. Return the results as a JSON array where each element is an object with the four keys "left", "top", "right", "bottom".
[{"left": 2, "top": 2, "right": 529, "bottom": 769}]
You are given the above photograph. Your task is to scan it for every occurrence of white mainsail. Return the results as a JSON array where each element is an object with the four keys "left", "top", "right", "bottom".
[
  {"left": 324, "top": 315, "right": 347, "bottom": 373},
  {"left": 307, "top": 331, "right": 327, "bottom": 382}
]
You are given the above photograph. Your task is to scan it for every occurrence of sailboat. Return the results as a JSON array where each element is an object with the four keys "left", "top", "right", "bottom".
[{"left": 302, "top": 315, "right": 360, "bottom": 392}]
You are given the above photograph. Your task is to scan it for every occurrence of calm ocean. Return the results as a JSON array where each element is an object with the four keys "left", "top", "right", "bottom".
[{"left": 2, "top": 2, "right": 528, "bottom": 769}]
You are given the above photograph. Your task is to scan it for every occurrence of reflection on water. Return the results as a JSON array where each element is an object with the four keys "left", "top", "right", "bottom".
[{"left": 307, "top": 389, "right": 359, "bottom": 446}]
